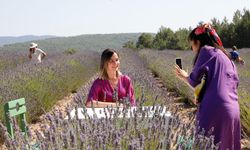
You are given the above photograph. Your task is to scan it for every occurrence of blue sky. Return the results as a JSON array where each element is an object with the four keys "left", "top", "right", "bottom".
[{"left": 0, "top": 0, "right": 249, "bottom": 36}]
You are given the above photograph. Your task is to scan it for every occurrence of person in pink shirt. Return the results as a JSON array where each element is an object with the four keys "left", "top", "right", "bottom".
[{"left": 86, "top": 48, "right": 135, "bottom": 108}]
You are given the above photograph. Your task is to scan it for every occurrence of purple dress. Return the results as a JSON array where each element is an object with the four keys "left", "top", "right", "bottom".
[
  {"left": 87, "top": 75, "right": 135, "bottom": 106},
  {"left": 188, "top": 46, "right": 241, "bottom": 149}
]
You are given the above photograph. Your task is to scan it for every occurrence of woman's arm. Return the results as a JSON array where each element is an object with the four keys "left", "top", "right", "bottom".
[
  {"left": 36, "top": 48, "right": 47, "bottom": 55},
  {"left": 175, "top": 47, "right": 211, "bottom": 88},
  {"left": 175, "top": 65, "right": 195, "bottom": 90},
  {"left": 85, "top": 100, "right": 122, "bottom": 108}
]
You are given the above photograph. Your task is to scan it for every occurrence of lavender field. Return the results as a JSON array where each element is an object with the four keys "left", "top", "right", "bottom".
[
  {"left": 0, "top": 50, "right": 99, "bottom": 122},
  {"left": 0, "top": 48, "right": 249, "bottom": 149},
  {"left": 1, "top": 49, "right": 220, "bottom": 149},
  {"left": 139, "top": 48, "right": 250, "bottom": 136}
]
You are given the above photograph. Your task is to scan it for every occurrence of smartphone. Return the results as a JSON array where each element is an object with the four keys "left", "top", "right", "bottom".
[{"left": 176, "top": 58, "right": 182, "bottom": 69}]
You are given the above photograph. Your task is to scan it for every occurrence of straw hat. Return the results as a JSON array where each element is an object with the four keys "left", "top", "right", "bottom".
[{"left": 30, "top": 42, "right": 38, "bottom": 49}]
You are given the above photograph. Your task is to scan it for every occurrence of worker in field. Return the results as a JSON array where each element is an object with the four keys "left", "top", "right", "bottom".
[
  {"left": 29, "top": 42, "right": 47, "bottom": 63},
  {"left": 230, "top": 45, "right": 245, "bottom": 65}
]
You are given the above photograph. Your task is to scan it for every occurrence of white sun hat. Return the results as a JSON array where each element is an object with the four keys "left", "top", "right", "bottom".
[{"left": 30, "top": 42, "right": 38, "bottom": 48}]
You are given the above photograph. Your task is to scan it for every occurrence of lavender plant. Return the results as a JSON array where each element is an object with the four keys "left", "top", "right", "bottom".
[{"left": 0, "top": 102, "right": 219, "bottom": 149}]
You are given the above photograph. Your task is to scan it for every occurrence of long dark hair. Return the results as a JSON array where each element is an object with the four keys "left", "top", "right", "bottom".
[
  {"left": 188, "top": 28, "right": 217, "bottom": 103},
  {"left": 99, "top": 48, "right": 120, "bottom": 79}
]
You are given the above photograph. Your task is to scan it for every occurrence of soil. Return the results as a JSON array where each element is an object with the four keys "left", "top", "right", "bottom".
[{"left": 29, "top": 94, "right": 75, "bottom": 139}]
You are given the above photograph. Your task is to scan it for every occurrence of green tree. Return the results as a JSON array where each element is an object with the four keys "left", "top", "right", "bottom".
[
  {"left": 123, "top": 40, "right": 136, "bottom": 49},
  {"left": 235, "top": 9, "right": 250, "bottom": 48},
  {"left": 174, "top": 28, "right": 190, "bottom": 50},
  {"left": 133, "top": 8, "right": 250, "bottom": 50},
  {"left": 153, "top": 26, "right": 176, "bottom": 50},
  {"left": 220, "top": 23, "right": 235, "bottom": 48},
  {"left": 211, "top": 18, "right": 222, "bottom": 35},
  {"left": 219, "top": 17, "right": 234, "bottom": 48},
  {"left": 233, "top": 10, "right": 242, "bottom": 25},
  {"left": 136, "top": 33, "right": 153, "bottom": 49}
]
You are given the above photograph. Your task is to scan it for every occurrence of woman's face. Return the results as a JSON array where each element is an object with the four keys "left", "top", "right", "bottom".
[
  {"left": 191, "top": 40, "right": 200, "bottom": 53},
  {"left": 107, "top": 53, "right": 120, "bottom": 72}
]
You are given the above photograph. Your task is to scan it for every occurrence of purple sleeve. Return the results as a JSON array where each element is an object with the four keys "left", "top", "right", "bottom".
[
  {"left": 86, "top": 79, "right": 100, "bottom": 103},
  {"left": 125, "top": 76, "right": 136, "bottom": 106},
  {"left": 188, "top": 47, "right": 211, "bottom": 87}
]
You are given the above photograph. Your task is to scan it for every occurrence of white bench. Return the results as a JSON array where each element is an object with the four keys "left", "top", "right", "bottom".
[{"left": 65, "top": 106, "right": 171, "bottom": 119}]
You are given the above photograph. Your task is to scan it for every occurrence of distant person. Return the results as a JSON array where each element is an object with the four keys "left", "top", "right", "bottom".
[
  {"left": 230, "top": 45, "right": 245, "bottom": 65},
  {"left": 29, "top": 42, "right": 47, "bottom": 63},
  {"left": 85, "top": 48, "right": 135, "bottom": 108},
  {"left": 175, "top": 23, "right": 241, "bottom": 149}
]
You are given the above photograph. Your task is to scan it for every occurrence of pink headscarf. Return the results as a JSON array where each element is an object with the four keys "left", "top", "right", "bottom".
[{"left": 195, "top": 23, "right": 223, "bottom": 47}]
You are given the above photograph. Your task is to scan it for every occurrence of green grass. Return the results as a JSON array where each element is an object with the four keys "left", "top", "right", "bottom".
[
  {"left": 7, "top": 66, "right": 89, "bottom": 122},
  {"left": 238, "top": 90, "right": 250, "bottom": 135},
  {"left": 139, "top": 50, "right": 193, "bottom": 103},
  {"left": 134, "top": 82, "right": 165, "bottom": 106}
]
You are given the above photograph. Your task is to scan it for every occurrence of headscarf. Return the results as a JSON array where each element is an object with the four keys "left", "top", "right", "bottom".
[{"left": 194, "top": 23, "right": 223, "bottom": 47}]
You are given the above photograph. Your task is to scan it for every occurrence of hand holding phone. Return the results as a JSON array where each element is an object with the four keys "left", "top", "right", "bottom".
[{"left": 176, "top": 58, "right": 182, "bottom": 69}]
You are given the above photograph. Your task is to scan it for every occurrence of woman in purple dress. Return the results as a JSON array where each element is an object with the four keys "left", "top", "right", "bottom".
[
  {"left": 86, "top": 48, "right": 135, "bottom": 108},
  {"left": 175, "top": 23, "right": 241, "bottom": 149}
]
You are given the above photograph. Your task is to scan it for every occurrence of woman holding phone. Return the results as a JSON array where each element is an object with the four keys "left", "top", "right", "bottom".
[{"left": 175, "top": 23, "right": 241, "bottom": 149}]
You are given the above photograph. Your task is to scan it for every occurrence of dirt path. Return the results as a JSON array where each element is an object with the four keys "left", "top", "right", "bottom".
[{"left": 28, "top": 93, "right": 75, "bottom": 139}]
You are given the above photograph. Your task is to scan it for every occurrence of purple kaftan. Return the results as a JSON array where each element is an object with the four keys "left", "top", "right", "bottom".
[
  {"left": 188, "top": 46, "right": 241, "bottom": 150},
  {"left": 87, "top": 75, "right": 135, "bottom": 106}
]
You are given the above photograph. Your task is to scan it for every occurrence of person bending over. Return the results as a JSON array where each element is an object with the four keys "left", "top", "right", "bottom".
[{"left": 29, "top": 42, "right": 47, "bottom": 63}]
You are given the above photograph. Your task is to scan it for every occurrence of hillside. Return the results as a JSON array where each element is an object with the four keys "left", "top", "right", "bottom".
[
  {"left": 0, "top": 33, "right": 142, "bottom": 52},
  {"left": 0, "top": 35, "right": 56, "bottom": 47}
]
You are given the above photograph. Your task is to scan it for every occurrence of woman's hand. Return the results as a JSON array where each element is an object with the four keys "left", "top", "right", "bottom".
[
  {"left": 192, "top": 99, "right": 198, "bottom": 105},
  {"left": 174, "top": 65, "right": 189, "bottom": 82}
]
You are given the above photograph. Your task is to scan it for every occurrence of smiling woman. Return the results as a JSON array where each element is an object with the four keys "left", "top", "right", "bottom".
[{"left": 85, "top": 48, "right": 136, "bottom": 108}]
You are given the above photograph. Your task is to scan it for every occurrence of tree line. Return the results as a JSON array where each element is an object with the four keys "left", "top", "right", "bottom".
[{"left": 124, "top": 9, "right": 250, "bottom": 50}]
